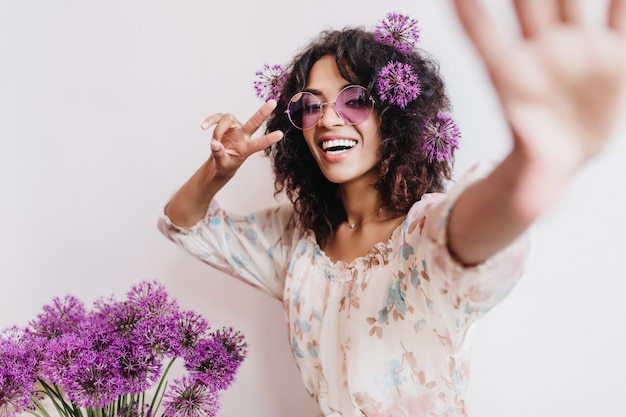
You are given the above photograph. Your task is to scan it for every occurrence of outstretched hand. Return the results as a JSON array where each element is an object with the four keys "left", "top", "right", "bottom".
[
  {"left": 447, "top": 0, "right": 626, "bottom": 265},
  {"left": 453, "top": 0, "right": 626, "bottom": 173},
  {"left": 200, "top": 100, "right": 283, "bottom": 179}
]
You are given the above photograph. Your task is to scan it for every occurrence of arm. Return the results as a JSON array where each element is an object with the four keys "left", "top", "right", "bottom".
[
  {"left": 165, "top": 100, "right": 283, "bottom": 227},
  {"left": 448, "top": 0, "right": 626, "bottom": 265}
]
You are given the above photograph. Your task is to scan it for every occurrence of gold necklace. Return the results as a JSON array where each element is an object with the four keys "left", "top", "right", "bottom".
[{"left": 347, "top": 207, "right": 383, "bottom": 230}]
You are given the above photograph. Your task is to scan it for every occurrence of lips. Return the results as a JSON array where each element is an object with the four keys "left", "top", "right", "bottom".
[{"left": 320, "top": 138, "right": 357, "bottom": 154}]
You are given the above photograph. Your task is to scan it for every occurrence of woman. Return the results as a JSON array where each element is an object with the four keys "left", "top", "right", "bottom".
[{"left": 159, "top": 1, "right": 626, "bottom": 415}]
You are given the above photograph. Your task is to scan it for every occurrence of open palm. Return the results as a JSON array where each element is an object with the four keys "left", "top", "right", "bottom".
[{"left": 454, "top": 0, "right": 626, "bottom": 170}]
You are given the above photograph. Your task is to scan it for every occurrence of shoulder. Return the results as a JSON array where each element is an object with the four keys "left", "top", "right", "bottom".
[
  {"left": 404, "top": 192, "right": 447, "bottom": 228},
  {"left": 409, "top": 192, "right": 446, "bottom": 214},
  {"left": 249, "top": 203, "right": 297, "bottom": 225}
]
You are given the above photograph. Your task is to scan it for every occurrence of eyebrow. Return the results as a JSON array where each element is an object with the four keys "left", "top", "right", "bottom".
[
  {"left": 302, "top": 83, "right": 353, "bottom": 97},
  {"left": 302, "top": 88, "right": 322, "bottom": 95}
]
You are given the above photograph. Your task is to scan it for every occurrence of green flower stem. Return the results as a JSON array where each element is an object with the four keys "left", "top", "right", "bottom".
[
  {"left": 28, "top": 398, "right": 53, "bottom": 417},
  {"left": 149, "top": 357, "right": 176, "bottom": 414},
  {"left": 37, "top": 381, "right": 74, "bottom": 417},
  {"left": 152, "top": 380, "right": 168, "bottom": 415}
]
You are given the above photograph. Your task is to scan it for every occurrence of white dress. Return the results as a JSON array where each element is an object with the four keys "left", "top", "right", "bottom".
[{"left": 158, "top": 175, "right": 528, "bottom": 417}]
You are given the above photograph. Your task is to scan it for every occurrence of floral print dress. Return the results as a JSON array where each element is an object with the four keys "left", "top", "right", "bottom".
[{"left": 158, "top": 175, "right": 528, "bottom": 417}]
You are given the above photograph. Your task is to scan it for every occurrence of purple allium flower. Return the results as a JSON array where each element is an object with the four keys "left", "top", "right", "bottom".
[
  {"left": 40, "top": 332, "right": 89, "bottom": 384},
  {"left": 29, "top": 294, "right": 86, "bottom": 339},
  {"left": 184, "top": 337, "right": 236, "bottom": 391},
  {"left": 423, "top": 112, "right": 461, "bottom": 163},
  {"left": 0, "top": 327, "right": 39, "bottom": 417},
  {"left": 134, "top": 313, "right": 181, "bottom": 357},
  {"left": 62, "top": 348, "right": 123, "bottom": 408},
  {"left": 0, "top": 280, "right": 246, "bottom": 417},
  {"left": 163, "top": 375, "right": 220, "bottom": 417},
  {"left": 116, "top": 342, "right": 162, "bottom": 394},
  {"left": 177, "top": 310, "right": 210, "bottom": 351},
  {"left": 213, "top": 327, "right": 247, "bottom": 365},
  {"left": 127, "top": 280, "right": 178, "bottom": 319},
  {"left": 253, "top": 64, "right": 288, "bottom": 101},
  {"left": 81, "top": 312, "right": 116, "bottom": 352},
  {"left": 374, "top": 12, "right": 420, "bottom": 55},
  {"left": 377, "top": 61, "right": 421, "bottom": 108},
  {"left": 94, "top": 281, "right": 181, "bottom": 357},
  {"left": 101, "top": 300, "right": 142, "bottom": 338}
]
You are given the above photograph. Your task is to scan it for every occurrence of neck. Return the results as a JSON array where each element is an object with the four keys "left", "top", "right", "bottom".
[
  {"left": 340, "top": 182, "right": 384, "bottom": 229},
  {"left": 347, "top": 206, "right": 383, "bottom": 229}
]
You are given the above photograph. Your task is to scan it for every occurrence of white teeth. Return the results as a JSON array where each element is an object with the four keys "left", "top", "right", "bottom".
[{"left": 321, "top": 139, "right": 357, "bottom": 151}]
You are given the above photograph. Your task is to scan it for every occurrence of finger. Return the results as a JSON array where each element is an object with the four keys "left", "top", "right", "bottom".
[
  {"left": 241, "top": 99, "right": 278, "bottom": 137},
  {"left": 200, "top": 113, "right": 224, "bottom": 130},
  {"left": 452, "top": 0, "right": 505, "bottom": 64},
  {"left": 210, "top": 138, "right": 224, "bottom": 153},
  {"left": 557, "top": 0, "right": 583, "bottom": 25},
  {"left": 246, "top": 130, "right": 284, "bottom": 155},
  {"left": 209, "top": 139, "right": 234, "bottom": 169},
  {"left": 608, "top": 0, "right": 626, "bottom": 33},
  {"left": 212, "top": 114, "right": 243, "bottom": 141},
  {"left": 513, "top": 0, "right": 559, "bottom": 37}
]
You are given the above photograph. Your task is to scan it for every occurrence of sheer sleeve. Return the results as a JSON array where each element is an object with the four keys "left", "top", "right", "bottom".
[
  {"left": 157, "top": 201, "right": 298, "bottom": 300},
  {"left": 402, "top": 167, "right": 530, "bottom": 350}
]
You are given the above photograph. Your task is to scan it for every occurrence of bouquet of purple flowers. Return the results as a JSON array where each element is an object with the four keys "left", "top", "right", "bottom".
[{"left": 0, "top": 280, "right": 247, "bottom": 417}]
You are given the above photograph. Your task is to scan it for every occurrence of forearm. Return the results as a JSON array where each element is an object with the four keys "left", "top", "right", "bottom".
[
  {"left": 165, "top": 101, "right": 283, "bottom": 227},
  {"left": 447, "top": 147, "right": 575, "bottom": 265},
  {"left": 165, "top": 156, "right": 232, "bottom": 227}
]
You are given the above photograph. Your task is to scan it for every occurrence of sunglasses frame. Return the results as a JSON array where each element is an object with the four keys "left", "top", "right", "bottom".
[{"left": 285, "top": 85, "right": 375, "bottom": 130}]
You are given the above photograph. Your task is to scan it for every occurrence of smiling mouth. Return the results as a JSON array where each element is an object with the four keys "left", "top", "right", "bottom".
[{"left": 320, "top": 139, "right": 357, "bottom": 154}]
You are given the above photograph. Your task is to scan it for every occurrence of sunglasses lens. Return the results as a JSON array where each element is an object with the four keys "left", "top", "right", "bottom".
[
  {"left": 287, "top": 92, "right": 321, "bottom": 130},
  {"left": 286, "top": 86, "right": 374, "bottom": 130},
  {"left": 336, "top": 86, "right": 374, "bottom": 125}
]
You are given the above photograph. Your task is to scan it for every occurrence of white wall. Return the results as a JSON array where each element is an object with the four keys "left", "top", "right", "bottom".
[{"left": 1, "top": 1, "right": 624, "bottom": 416}]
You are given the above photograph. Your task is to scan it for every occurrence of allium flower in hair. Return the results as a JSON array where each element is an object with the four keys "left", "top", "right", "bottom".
[
  {"left": 163, "top": 375, "right": 220, "bottom": 417},
  {"left": 374, "top": 12, "right": 420, "bottom": 55},
  {"left": 377, "top": 61, "right": 421, "bottom": 108},
  {"left": 423, "top": 112, "right": 461, "bottom": 163},
  {"left": 253, "top": 64, "right": 288, "bottom": 101}
]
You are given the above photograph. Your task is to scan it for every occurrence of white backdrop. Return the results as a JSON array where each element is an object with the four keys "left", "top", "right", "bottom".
[{"left": 1, "top": 1, "right": 625, "bottom": 416}]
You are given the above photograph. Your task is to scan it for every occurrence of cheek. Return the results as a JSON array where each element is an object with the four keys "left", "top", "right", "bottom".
[{"left": 359, "top": 121, "right": 382, "bottom": 149}]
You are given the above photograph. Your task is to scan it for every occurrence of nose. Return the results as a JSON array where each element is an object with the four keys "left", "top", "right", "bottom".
[{"left": 317, "top": 102, "right": 345, "bottom": 128}]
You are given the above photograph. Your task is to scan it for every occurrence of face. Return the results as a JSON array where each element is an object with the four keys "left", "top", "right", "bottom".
[{"left": 301, "top": 55, "right": 381, "bottom": 186}]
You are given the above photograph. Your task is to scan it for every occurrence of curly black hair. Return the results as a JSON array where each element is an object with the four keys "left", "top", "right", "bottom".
[{"left": 264, "top": 27, "right": 455, "bottom": 246}]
